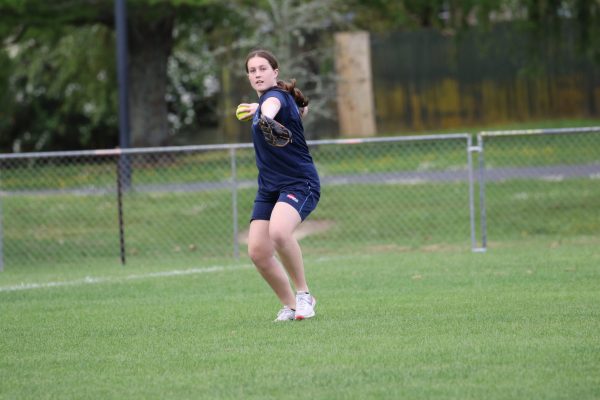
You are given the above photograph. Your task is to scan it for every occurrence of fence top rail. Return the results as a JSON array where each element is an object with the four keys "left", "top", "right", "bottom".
[
  {"left": 0, "top": 133, "right": 471, "bottom": 161},
  {"left": 479, "top": 126, "right": 600, "bottom": 138},
  {"left": 0, "top": 143, "right": 255, "bottom": 160},
  {"left": 308, "top": 133, "right": 470, "bottom": 146}
]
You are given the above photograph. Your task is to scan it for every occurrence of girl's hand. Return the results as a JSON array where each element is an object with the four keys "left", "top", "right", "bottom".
[
  {"left": 299, "top": 105, "right": 309, "bottom": 118},
  {"left": 236, "top": 103, "right": 259, "bottom": 121}
]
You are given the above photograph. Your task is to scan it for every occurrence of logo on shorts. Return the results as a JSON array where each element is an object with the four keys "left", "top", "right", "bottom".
[{"left": 286, "top": 193, "right": 299, "bottom": 203}]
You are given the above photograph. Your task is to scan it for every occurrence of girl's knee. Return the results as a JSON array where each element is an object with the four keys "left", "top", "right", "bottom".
[
  {"left": 269, "top": 227, "right": 293, "bottom": 249},
  {"left": 248, "top": 242, "right": 272, "bottom": 265}
]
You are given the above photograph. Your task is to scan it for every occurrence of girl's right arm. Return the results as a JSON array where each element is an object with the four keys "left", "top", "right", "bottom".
[{"left": 260, "top": 97, "right": 282, "bottom": 119}]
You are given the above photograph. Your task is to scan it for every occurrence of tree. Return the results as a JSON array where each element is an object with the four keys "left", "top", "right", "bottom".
[
  {"left": 0, "top": 0, "right": 226, "bottom": 150},
  {"left": 1, "top": 23, "right": 119, "bottom": 151}
]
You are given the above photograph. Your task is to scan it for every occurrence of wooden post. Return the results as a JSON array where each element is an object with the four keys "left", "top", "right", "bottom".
[{"left": 334, "top": 31, "right": 377, "bottom": 137}]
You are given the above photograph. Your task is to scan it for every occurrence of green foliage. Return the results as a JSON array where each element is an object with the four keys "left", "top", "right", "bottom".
[
  {"left": 166, "top": 13, "right": 234, "bottom": 137},
  {"left": 1, "top": 24, "right": 118, "bottom": 151},
  {"left": 0, "top": 1, "right": 113, "bottom": 26},
  {"left": 346, "top": 0, "right": 487, "bottom": 31},
  {"left": 515, "top": 0, "right": 600, "bottom": 63},
  {"left": 0, "top": 0, "right": 232, "bottom": 151},
  {"left": 346, "top": 0, "right": 600, "bottom": 59},
  {"left": 0, "top": 51, "right": 14, "bottom": 136}
]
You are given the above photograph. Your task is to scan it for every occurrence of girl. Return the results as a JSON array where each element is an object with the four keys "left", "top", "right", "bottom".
[{"left": 237, "top": 49, "right": 320, "bottom": 321}]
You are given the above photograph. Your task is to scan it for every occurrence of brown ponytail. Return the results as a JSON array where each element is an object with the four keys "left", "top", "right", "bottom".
[
  {"left": 245, "top": 49, "right": 309, "bottom": 108},
  {"left": 277, "top": 79, "right": 309, "bottom": 108}
]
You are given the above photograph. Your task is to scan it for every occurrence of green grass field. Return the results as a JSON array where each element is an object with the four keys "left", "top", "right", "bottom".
[{"left": 1, "top": 240, "right": 599, "bottom": 399}]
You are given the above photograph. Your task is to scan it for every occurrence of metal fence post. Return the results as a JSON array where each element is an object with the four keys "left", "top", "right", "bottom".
[
  {"left": 116, "top": 153, "right": 127, "bottom": 265},
  {"left": 468, "top": 135, "right": 486, "bottom": 252},
  {"left": 477, "top": 134, "right": 488, "bottom": 250},
  {"left": 467, "top": 135, "right": 477, "bottom": 251},
  {"left": 230, "top": 148, "right": 239, "bottom": 260}
]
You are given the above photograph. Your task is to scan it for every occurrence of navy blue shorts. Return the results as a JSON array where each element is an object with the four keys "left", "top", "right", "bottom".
[{"left": 251, "top": 186, "right": 320, "bottom": 222}]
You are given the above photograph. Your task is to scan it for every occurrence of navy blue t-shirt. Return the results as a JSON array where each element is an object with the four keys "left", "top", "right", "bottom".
[{"left": 251, "top": 88, "right": 320, "bottom": 193}]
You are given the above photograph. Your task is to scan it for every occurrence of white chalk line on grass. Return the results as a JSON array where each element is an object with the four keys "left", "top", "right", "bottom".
[
  {"left": 0, "top": 253, "right": 369, "bottom": 293},
  {"left": 0, "top": 265, "right": 253, "bottom": 293}
]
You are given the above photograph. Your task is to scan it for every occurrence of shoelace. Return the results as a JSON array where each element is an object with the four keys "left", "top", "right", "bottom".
[
  {"left": 296, "top": 295, "right": 312, "bottom": 311},
  {"left": 276, "top": 307, "right": 294, "bottom": 321}
]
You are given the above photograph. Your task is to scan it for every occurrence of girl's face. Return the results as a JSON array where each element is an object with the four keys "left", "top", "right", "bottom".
[{"left": 247, "top": 56, "right": 278, "bottom": 95}]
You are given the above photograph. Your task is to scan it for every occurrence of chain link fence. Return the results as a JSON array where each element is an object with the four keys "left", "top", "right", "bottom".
[
  {"left": 1, "top": 127, "right": 599, "bottom": 271},
  {"left": 475, "top": 127, "right": 600, "bottom": 248},
  {"left": 0, "top": 135, "right": 475, "bottom": 270}
]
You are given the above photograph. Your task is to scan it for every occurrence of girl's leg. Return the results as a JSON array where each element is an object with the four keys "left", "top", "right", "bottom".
[
  {"left": 268, "top": 202, "right": 309, "bottom": 292},
  {"left": 247, "top": 219, "right": 295, "bottom": 308}
]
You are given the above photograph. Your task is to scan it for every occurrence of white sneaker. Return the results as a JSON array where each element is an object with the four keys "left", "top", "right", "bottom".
[
  {"left": 274, "top": 306, "right": 295, "bottom": 322},
  {"left": 295, "top": 293, "right": 316, "bottom": 320}
]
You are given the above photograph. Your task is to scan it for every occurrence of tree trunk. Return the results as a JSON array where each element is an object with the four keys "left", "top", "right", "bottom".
[{"left": 128, "top": 14, "right": 174, "bottom": 147}]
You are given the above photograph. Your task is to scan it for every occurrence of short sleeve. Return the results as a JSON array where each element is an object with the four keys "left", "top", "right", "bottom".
[{"left": 263, "top": 89, "right": 288, "bottom": 110}]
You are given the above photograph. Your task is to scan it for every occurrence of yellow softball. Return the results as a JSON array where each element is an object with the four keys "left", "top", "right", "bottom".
[{"left": 236, "top": 104, "right": 253, "bottom": 121}]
